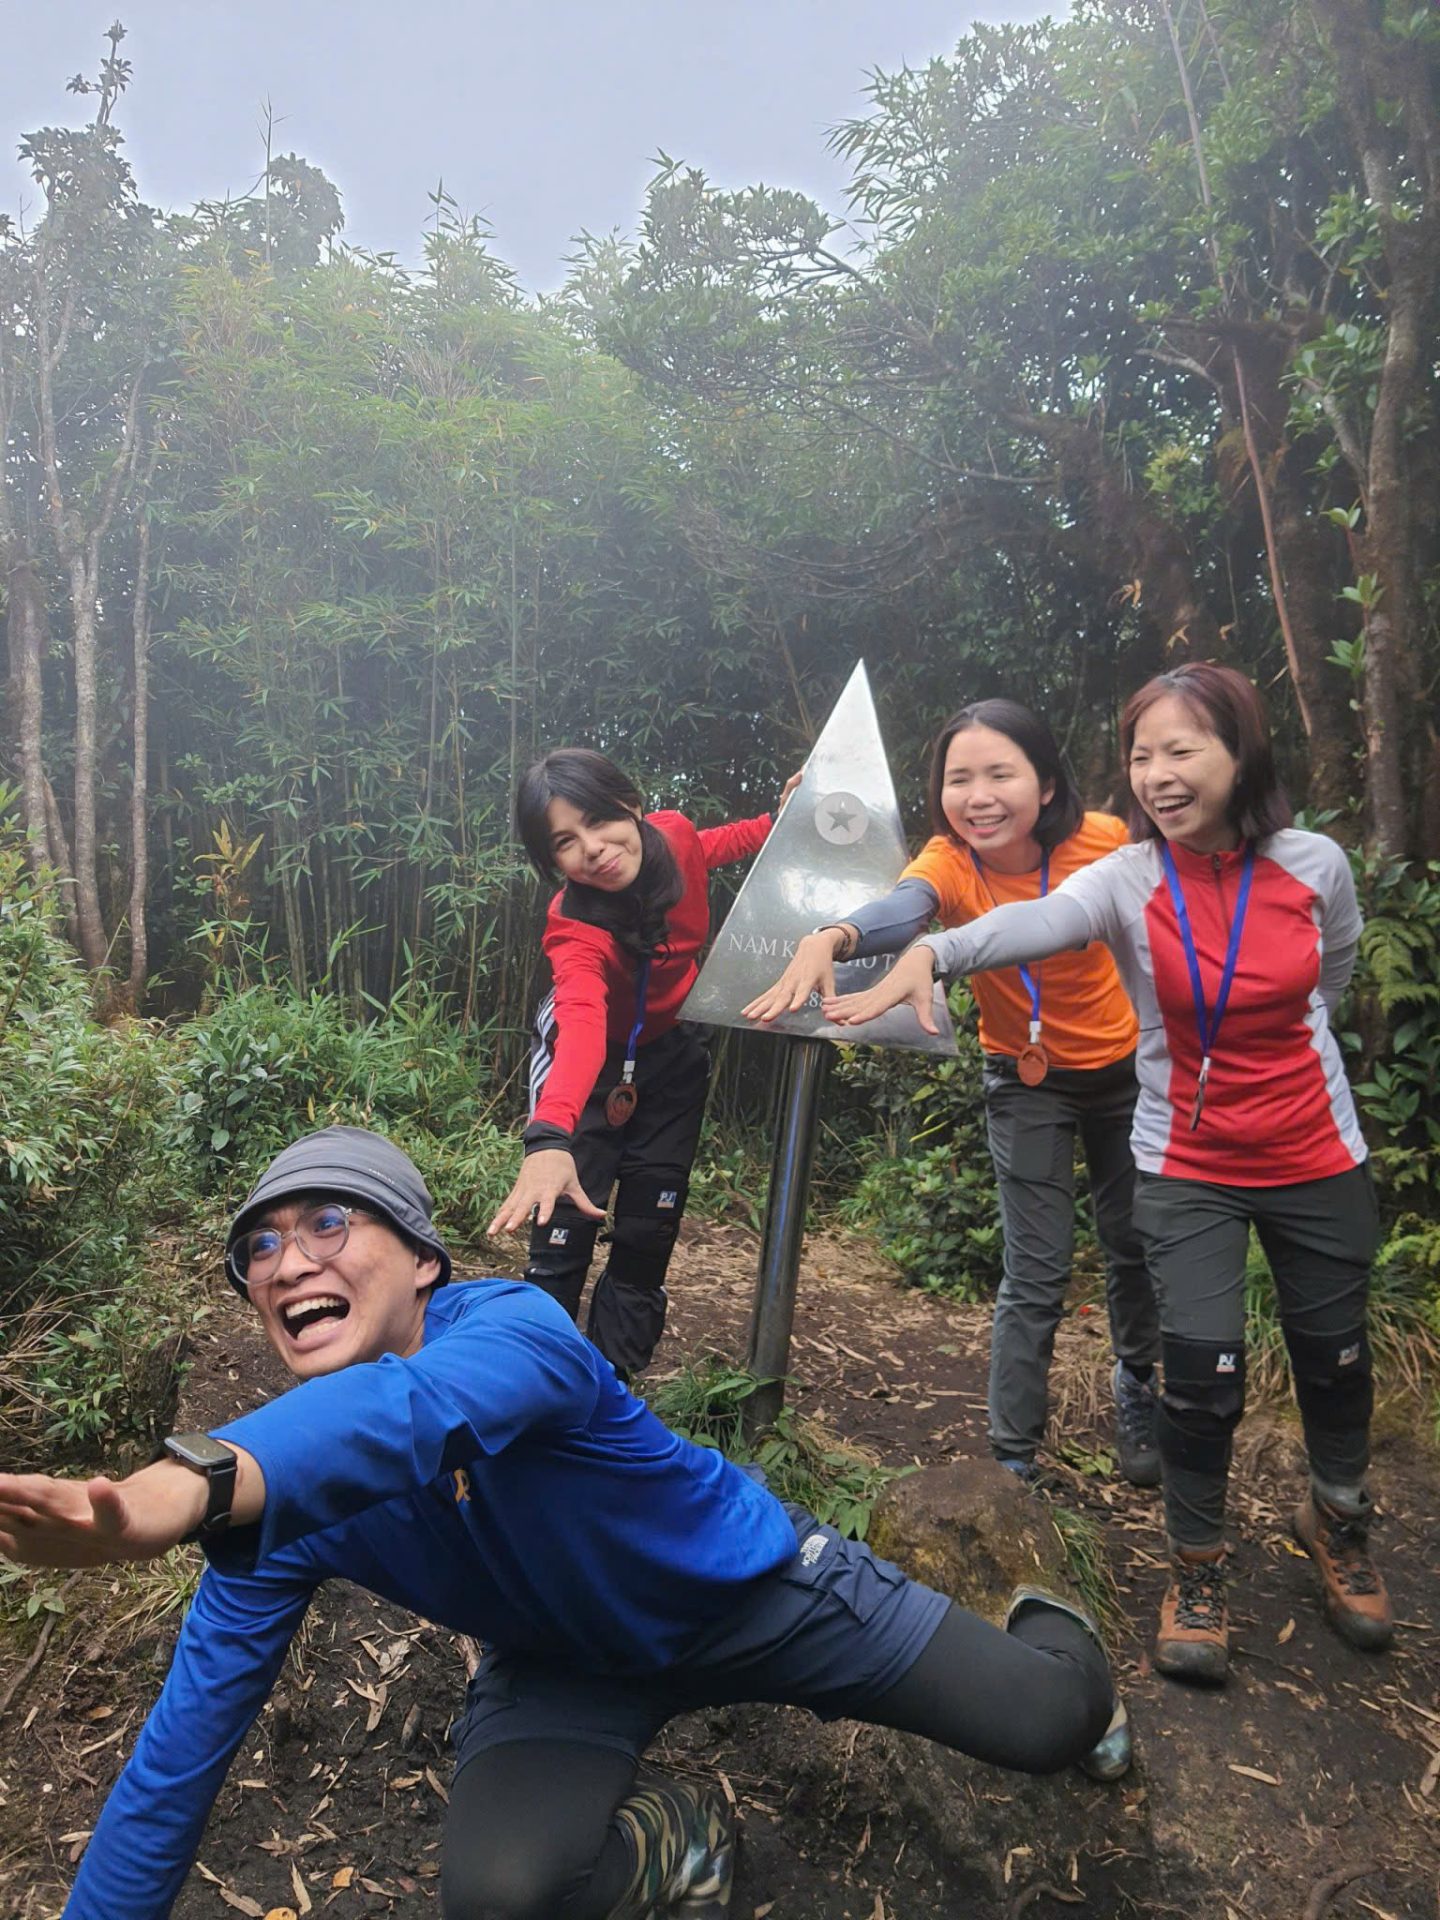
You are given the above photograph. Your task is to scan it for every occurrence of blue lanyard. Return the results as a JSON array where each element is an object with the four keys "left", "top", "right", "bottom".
[
  {"left": 1158, "top": 842, "right": 1255, "bottom": 1130},
  {"left": 620, "top": 956, "right": 652, "bottom": 1089},
  {"left": 971, "top": 849, "right": 1049, "bottom": 1046}
]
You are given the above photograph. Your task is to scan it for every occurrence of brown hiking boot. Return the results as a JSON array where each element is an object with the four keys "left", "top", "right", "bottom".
[
  {"left": 1155, "top": 1543, "right": 1229, "bottom": 1684},
  {"left": 1292, "top": 1492, "right": 1393, "bottom": 1652}
]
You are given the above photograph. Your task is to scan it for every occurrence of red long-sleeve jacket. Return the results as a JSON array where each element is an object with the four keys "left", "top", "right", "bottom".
[{"left": 524, "top": 809, "right": 771, "bottom": 1146}]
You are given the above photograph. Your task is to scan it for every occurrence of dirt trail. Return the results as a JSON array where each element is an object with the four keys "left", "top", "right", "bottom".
[{"left": 3, "top": 1221, "right": 1438, "bottom": 1918}]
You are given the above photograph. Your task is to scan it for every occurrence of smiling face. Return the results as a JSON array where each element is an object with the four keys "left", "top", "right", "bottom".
[
  {"left": 245, "top": 1200, "right": 440, "bottom": 1381},
  {"left": 939, "top": 724, "right": 1053, "bottom": 874},
  {"left": 546, "top": 796, "right": 644, "bottom": 892},
  {"left": 1127, "top": 693, "right": 1242, "bottom": 853}
]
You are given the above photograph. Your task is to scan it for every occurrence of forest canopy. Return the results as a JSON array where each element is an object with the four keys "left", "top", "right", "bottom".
[{"left": 2, "top": 3, "right": 1437, "bottom": 1027}]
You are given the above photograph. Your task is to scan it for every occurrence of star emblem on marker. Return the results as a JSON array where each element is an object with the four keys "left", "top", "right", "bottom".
[{"left": 813, "top": 791, "right": 869, "bottom": 846}]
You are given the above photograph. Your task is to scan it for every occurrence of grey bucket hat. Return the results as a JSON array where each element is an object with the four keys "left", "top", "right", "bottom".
[{"left": 225, "top": 1126, "right": 452, "bottom": 1293}]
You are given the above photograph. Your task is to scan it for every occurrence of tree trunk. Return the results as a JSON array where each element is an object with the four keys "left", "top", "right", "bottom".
[
  {"left": 1310, "top": 0, "right": 1440, "bottom": 857},
  {"left": 1353, "top": 250, "right": 1432, "bottom": 858},
  {"left": 125, "top": 512, "right": 152, "bottom": 1012},
  {"left": 42, "top": 776, "right": 81, "bottom": 951},
  {"left": 68, "top": 551, "right": 109, "bottom": 973},
  {"left": 6, "top": 557, "right": 54, "bottom": 872}
]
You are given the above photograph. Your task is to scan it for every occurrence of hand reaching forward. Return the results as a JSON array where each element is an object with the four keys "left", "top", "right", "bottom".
[
  {"left": 821, "top": 945, "right": 939, "bottom": 1034},
  {"left": 0, "top": 1462, "right": 210, "bottom": 1568},
  {"left": 489, "top": 1148, "right": 606, "bottom": 1236},
  {"left": 742, "top": 927, "right": 853, "bottom": 1025}
]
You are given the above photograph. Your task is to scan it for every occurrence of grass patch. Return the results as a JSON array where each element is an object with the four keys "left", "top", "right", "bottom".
[
  {"left": 1047, "top": 1504, "right": 1123, "bottom": 1641},
  {"left": 645, "top": 1355, "right": 908, "bottom": 1540}
]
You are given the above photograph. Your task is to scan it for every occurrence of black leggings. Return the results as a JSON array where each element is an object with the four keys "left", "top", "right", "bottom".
[{"left": 439, "top": 1600, "right": 1111, "bottom": 1919}]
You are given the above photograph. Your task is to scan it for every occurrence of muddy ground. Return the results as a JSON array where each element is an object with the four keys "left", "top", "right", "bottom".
[{"left": 3, "top": 1221, "right": 1438, "bottom": 1919}]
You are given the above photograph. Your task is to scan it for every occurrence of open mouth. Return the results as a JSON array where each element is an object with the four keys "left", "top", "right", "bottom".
[
  {"left": 1152, "top": 796, "right": 1193, "bottom": 822},
  {"left": 280, "top": 1295, "right": 352, "bottom": 1340}
]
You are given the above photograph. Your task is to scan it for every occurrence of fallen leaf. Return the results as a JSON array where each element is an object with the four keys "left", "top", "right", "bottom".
[
  {"left": 262, "top": 1910, "right": 298, "bottom": 1920},
  {"left": 80, "top": 1705, "right": 115, "bottom": 1722},
  {"left": 425, "top": 1765, "right": 450, "bottom": 1804},
  {"left": 389, "top": 1771, "right": 423, "bottom": 1790},
  {"left": 1276, "top": 1618, "right": 1296, "bottom": 1644},
  {"left": 1226, "top": 1764, "right": 1280, "bottom": 1786},
  {"left": 331, "top": 1866, "right": 354, "bottom": 1889},
  {"left": 290, "top": 1862, "right": 312, "bottom": 1915},
  {"left": 216, "top": 1892, "right": 265, "bottom": 1918}
]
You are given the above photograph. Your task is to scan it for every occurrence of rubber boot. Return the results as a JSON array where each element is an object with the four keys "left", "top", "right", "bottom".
[
  {"left": 605, "top": 1765, "right": 735, "bottom": 1918},
  {"left": 1154, "top": 1542, "right": 1229, "bottom": 1685},
  {"left": 1005, "top": 1585, "right": 1132, "bottom": 1782},
  {"left": 1292, "top": 1490, "right": 1393, "bottom": 1652}
]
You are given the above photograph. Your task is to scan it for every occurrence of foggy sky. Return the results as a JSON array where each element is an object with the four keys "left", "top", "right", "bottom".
[{"left": 5, "top": 1, "right": 1054, "bottom": 291}]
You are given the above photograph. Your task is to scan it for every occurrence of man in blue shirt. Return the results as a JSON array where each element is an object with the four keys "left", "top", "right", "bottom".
[{"left": 0, "top": 1128, "right": 1127, "bottom": 1920}]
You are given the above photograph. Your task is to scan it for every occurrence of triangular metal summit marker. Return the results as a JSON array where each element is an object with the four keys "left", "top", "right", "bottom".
[{"left": 684, "top": 662, "right": 956, "bottom": 1054}]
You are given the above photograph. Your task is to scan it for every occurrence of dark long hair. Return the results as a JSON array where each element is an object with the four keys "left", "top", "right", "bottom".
[
  {"left": 926, "top": 699, "right": 1085, "bottom": 852},
  {"left": 1120, "top": 663, "right": 1292, "bottom": 844},
  {"left": 515, "top": 748, "right": 683, "bottom": 958}
]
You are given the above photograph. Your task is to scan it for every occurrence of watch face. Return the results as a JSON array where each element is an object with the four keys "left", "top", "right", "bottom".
[{"left": 165, "top": 1432, "right": 234, "bottom": 1470}]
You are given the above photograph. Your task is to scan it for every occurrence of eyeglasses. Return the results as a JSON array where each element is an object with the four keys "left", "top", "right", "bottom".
[{"left": 229, "top": 1202, "right": 363, "bottom": 1291}]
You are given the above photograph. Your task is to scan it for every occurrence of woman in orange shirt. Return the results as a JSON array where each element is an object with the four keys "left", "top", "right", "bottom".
[{"left": 745, "top": 700, "right": 1160, "bottom": 1484}]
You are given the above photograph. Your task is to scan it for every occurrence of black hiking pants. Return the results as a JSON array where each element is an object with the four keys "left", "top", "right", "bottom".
[
  {"left": 524, "top": 1024, "right": 710, "bottom": 1375},
  {"left": 438, "top": 1548, "right": 1113, "bottom": 1920}
]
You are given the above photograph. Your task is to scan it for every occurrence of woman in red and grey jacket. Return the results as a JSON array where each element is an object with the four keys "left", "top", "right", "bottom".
[
  {"left": 827, "top": 664, "right": 1390, "bottom": 1685},
  {"left": 489, "top": 748, "right": 798, "bottom": 1377}
]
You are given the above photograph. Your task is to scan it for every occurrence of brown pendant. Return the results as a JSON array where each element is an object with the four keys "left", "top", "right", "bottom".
[
  {"left": 1016, "top": 1043, "right": 1050, "bottom": 1087},
  {"left": 605, "top": 1083, "right": 639, "bottom": 1127}
]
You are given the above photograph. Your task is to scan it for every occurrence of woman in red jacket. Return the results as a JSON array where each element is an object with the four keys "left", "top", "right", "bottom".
[{"left": 490, "top": 748, "right": 797, "bottom": 1376}]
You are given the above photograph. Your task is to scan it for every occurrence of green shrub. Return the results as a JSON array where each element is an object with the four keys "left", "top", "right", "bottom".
[
  {"left": 646, "top": 1356, "right": 907, "bottom": 1540},
  {"left": 169, "top": 981, "right": 501, "bottom": 1203},
  {"left": 0, "top": 822, "right": 199, "bottom": 1461},
  {"left": 833, "top": 987, "right": 1006, "bottom": 1300},
  {"left": 1346, "top": 852, "right": 1440, "bottom": 1218}
]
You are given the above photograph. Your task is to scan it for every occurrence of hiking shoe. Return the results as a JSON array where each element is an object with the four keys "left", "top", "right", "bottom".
[
  {"left": 1111, "top": 1361, "right": 1161, "bottom": 1488},
  {"left": 997, "top": 1455, "right": 1039, "bottom": 1485},
  {"left": 608, "top": 1765, "right": 735, "bottom": 1918},
  {"left": 1155, "top": 1544, "right": 1229, "bottom": 1685},
  {"left": 1079, "top": 1698, "right": 1134, "bottom": 1783},
  {"left": 1292, "top": 1492, "right": 1393, "bottom": 1653},
  {"left": 1005, "top": 1586, "right": 1132, "bottom": 1782}
]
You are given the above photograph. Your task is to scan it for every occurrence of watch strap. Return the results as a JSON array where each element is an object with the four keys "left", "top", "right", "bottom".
[{"left": 163, "top": 1432, "right": 238, "bottom": 1543}]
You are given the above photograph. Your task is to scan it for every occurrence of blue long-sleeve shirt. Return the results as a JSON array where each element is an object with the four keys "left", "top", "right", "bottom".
[{"left": 64, "top": 1280, "right": 798, "bottom": 1918}]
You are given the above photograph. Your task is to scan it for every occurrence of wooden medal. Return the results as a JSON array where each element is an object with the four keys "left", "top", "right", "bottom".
[
  {"left": 605, "top": 1082, "right": 639, "bottom": 1127},
  {"left": 1016, "top": 1043, "right": 1049, "bottom": 1087}
]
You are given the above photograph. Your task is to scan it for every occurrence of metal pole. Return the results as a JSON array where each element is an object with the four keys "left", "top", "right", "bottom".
[{"left": 743, "top": 1037, "right": 832, "bottom": 1438}]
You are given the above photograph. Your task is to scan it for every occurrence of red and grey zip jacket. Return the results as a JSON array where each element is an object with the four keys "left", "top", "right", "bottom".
[
  {"left": 524, "top": 808, "right": 772, "bottom": 1150},
  {"left": 920, "top": 830, "right": 1366, "bottom": 1186}
]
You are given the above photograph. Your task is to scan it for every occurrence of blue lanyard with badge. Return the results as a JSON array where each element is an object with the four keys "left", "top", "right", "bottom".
[
  {"left": 1158, "top": 842, "right": 1255, "bottom": 1130},
  {"left": 605, "top": 955, "right": 652, "bottom": 1127},
  {"left": 970, "top": 849, "right": 1050, "bottom": 1086}
]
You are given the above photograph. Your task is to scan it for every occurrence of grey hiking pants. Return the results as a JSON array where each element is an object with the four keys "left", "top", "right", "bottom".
[
  {"left": 983, "top": 1053, "right": 1159, "bottom": 1462},
  {"left": 1132, "top": 1164, "right": 1378, "bottom": 1546}
]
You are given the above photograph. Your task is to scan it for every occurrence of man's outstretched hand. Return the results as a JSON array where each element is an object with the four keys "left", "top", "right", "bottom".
[{"left": 0, "top": 1456, "right": 255, "bottom": 1568}]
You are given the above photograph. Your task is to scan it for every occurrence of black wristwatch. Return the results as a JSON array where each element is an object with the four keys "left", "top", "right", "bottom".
[{"left": 163, "top": 1432, "right": 238, "bottom": 1543}]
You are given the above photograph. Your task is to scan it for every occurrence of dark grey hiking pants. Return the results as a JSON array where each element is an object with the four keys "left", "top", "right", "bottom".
[
  {"left": 983, "top": 1053, "right": 1160, "bottom": 1462},
  {"left": 1131, "top": 1164, "right": 1378, "bottom": 1546}
]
